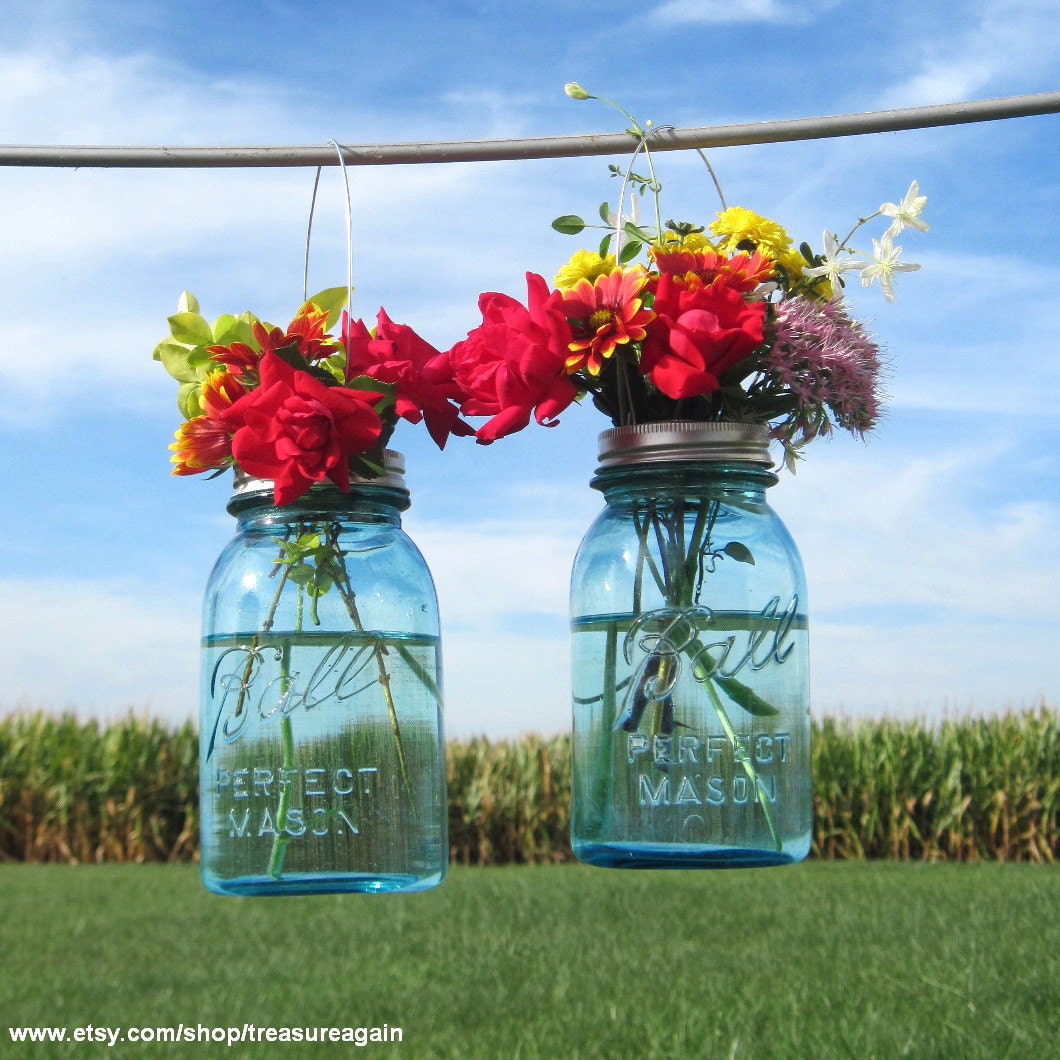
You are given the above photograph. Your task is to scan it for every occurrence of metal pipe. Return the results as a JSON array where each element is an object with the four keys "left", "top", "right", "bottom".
[{"left": 1, "top": 91, "right": 1058, "bottom": 169}]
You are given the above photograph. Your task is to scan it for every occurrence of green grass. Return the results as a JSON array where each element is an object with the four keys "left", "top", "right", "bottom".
[{"left": 1, "top": 864, "right": 1056, "bottom": 1058}]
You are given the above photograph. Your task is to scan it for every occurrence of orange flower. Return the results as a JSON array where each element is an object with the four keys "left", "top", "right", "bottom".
[
  {"left": 170, "top": 416, "right": 232, "bottom": 475},
  {"left": 254, "top": 303, "right": 339, "bottom": 362},
  {"left": 201, "top": 369, "right": 246, "bottom": 418},
  {"left": 559, "top": 267, "right": 654, "bottom": 376},
  {"left": 170, "top": 370, "right": 244, "bottom": 476},
  {"left": 650, "top": 246, "right": 775, "bottom": 294}
]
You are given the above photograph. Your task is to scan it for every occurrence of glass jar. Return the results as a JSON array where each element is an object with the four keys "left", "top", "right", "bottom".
[
  {"left": 199, "top": 452, "right": 447, "bottom": 895},
  {"left": 570, "top": 422, "right": 811, "bottom": 868}
]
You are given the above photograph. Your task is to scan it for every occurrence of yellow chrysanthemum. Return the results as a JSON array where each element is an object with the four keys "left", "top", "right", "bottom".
[
  {"left": 710, "top": 206, "right": 793, "bottom": 258},
  {"left": 652, "top": 230, "right": 716, "bottom": 254},
  {"left": 773, "top": 246, "right": 808, "bottom": 284},
  {"left": 554, "top": 250, "right": 617, "bottom": 290}
]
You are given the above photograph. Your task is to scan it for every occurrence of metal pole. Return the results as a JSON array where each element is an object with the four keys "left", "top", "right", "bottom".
[{"left": 1, "top": 91, "right": 1057, "bottom": 169}]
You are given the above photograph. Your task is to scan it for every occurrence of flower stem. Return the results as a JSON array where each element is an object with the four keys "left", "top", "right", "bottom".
[
  {"left": 231, "top": 555, "right": 292, "bottom": 724},
  {"left": 838, "top": 210, "right": 882, "bottom": 251},
  {"left": 267, "top": 592, "right": 301, "bottom": 879},
  {"left": 267, "top": 708, "right": 295, "bottom": 879},
  {"left": 326, "top": 526, "right": 416, "bottom": 809},
  {"left": 703, "top": 677, "right": 782, "bottom": 853}
]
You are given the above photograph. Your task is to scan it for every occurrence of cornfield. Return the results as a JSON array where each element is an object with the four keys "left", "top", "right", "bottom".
[{"left": 0, "top": 707, "right": 1055, "bottom": 865}]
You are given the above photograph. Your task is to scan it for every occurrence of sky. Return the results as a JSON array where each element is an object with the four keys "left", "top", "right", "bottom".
[{"left": 1, "top": 0, "right": 1058, "bottom": 739}]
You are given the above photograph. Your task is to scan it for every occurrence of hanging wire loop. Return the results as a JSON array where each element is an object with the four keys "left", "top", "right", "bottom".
[{"left": 1, "top": 92, "right": 1058, "bottom": 169}]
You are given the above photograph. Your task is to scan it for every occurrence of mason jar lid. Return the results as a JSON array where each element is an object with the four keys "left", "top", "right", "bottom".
[
  {"left": 597, "top": 421, "right": 774, "bottom": 469},
  {"left": 230, "top": 449, "right": 407, "bottom": 504}
]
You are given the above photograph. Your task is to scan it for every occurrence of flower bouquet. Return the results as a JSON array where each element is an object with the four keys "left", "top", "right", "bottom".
[
  {"left": 444, "top": 84, "right": 927, "bottom": 865},
  {"left": 155, "top": 290, "right": 470, "bottom": 894}
]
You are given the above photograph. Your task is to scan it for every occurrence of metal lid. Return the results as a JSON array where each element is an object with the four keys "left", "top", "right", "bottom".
[
  {"left": 597, "top": 421, "right": 774, "bottom": 469},
  {"left": 230, "top": 449, "right": 407, "bottom": 503}
]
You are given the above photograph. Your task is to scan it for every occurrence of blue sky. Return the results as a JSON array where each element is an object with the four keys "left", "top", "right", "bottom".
[{"left": 1, "top": 0, "right": 1058, "bottom": 738}]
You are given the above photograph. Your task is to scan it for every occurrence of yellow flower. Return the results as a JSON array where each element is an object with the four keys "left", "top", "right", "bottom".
[
  {"left": 554, "top": 250, "right": 617, "bottom": 290},
  {"left": 773, "top": 245, "right": 809, "bottom": 285},
  {"left": 652, "top": 230, "right": 716, "bottom": 254},
  {"left": 710, "top": 206, "right": 793, "bottom": 258}
]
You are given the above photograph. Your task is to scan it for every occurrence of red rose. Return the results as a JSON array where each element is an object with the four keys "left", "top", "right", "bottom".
[
  {"left": 640, "top": 274, "right": 766, "bottom": 400},
  {"left": 343, "top": 309, "right": 473, "bottom": 448},
  {"left": 449, "top": 273, "right": 578, "bottom": 443},
  {"left": 218, "top": 352, "right": 383, "bottom": 505}
]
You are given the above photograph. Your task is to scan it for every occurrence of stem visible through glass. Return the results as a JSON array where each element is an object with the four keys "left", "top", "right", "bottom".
[{"left": 623, "top": 493, "right": 783, "bottom": 853}]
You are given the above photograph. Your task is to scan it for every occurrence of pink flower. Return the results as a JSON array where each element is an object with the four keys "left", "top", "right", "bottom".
[
  {"left": 218, "top": 352, "right": 383, "bottom": 505},
  {"left": 343, "top": 309, "right": 473, "bottom": 448},
  {"left": 449, "top": 273, "right": 579, "bottom": 443},
  {"left": 769, "top": 296, "right": 881, "bottom": 439},
  {"left": 639, "top": 274, "right": 766, "bottom": 400}
]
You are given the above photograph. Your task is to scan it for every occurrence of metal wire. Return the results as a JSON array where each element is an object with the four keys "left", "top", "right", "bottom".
[{"left": 1, "top": 91, "right": 1057, "bottom": 169}]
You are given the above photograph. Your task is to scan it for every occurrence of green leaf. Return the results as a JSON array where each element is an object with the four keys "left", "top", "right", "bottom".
[
  {"left": 302, "top": 286, "right": 349, "bottom": 329},
  {"left": 347, "top": 374, "right": 396, "bottom": 411},
  {"left": 318, "top": 352, "right": 347, "bottom": 386},
  {"left": 167, "top": 311, "right": 213, "bottom": 347},
  {"left": 154, "top": 339, "right": 202, "bottom": 383},
  {"left": 272, "top": 344, "right": 313, "bottom": 375},
  {"left": 212, "top": 315, "right": 256, "bottom": 348},
  {"left": 287, "top": 566, "right": 314, "bottom": 586},
  {"left": 598, "top": 201, "right": 612, "bottom": 224},
  {"left": 715, "top": 675, "right": 780, "bottom": 717},
  {"left": 211, "top": 314, "right": 238, "bottom": 339},
  {"left": 551, "top": 215, "right": 586, "bottom": 235},
  {"left": 722, "top": 541, "right": 755, "bottom": 566},
  {"left": 177, "top": 291, "right": 200, "bottom": 315},
  {"left": 618, "top": 239, "right": 643, "bottom": 264},
  {"left": 598, "top": 233, "right": 613, "bottom": 258},
  {"left": 177, "top": 381, "right": 203, "bottom": 419}
]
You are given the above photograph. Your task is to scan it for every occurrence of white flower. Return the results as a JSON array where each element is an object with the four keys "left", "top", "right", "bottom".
[
  {"left": 880, "top": 180, "right": 929, "bottom": 239},
  {"left": 860, "top": 234, "right": 920, "bottom": 303},
  {"left": 803, "top": 230, "right": 868, "bottom": 285}
]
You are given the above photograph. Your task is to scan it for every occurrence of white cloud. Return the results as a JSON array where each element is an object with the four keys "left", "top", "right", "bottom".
[
  {"left": 0, "top": 48, "right": 293, "bottom": 144},
  {"left": 3, "top": 433, "right": 1056, "bottom": 738},
  {"left": 0, "top": 40, "right": 562, "bottom": 424},
  {"left": 778, "top": 443, "right": 1060, "bottom": 617},
  {"left": 772, "top": 438, "right": 1060, "bottom": 716},
  {"left": 0, "top": 578, "right": 200, "bottom": 721},
  {"left": 811, "top": 617, "right": 1056, "bottom": 719},
  {"left": 652, "top": 0, "right": 808, "bottom": 25},
  {"left": 877, "top": 1, "right": 1060, "bottom": 107}
]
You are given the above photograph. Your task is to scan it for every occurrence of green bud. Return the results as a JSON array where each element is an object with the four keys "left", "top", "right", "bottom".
[{"left": 564, "top": 82, "right": 591, "bottom": 101}]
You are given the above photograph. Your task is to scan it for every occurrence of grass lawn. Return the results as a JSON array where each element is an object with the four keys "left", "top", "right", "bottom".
[{"left": 1, "top": 862, "right": 1056, "bottom": 1058}]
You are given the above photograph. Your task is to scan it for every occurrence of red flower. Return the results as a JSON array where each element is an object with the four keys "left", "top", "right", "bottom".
[
  {"left": 208, "top": 303, "right": 340, "bottom": 380},
  {"left": 254, "top": 303, "right": 339, "bottom": 363},
  {"left": 558, "top": 267, "right": 654, "bottom": 376},
  {"left": 650, "top": 247, "right": 775, "bottom": 294},
  {"left": 449, "top": 273, "right": 578, "bottom": 443},
  {"left": 640, "top": 273, "right": 766, "bottom": 400},
  {"left": 343, "top": 309, "right": 473, "bottom": 449},
  {"left": 208, "top": 340, "right": 259, "bottom": 378},
  {"left": 218, "top": 352, "right": 383, "bottom": 505}
]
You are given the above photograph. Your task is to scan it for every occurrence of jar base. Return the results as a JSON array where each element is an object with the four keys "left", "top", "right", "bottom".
[
  {"left": 573, "top": 840, "right": 805, "bottom": 870},
  {"left": 202, "top": 869, "right": 446, "bottom": 897}
]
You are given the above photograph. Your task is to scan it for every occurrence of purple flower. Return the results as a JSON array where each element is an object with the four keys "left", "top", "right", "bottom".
[{"left": 769, "top": 297, "right": 882, "bottom": 445}]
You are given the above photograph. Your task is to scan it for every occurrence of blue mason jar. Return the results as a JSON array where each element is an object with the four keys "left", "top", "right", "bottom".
[
  {"left": 570, "top": 422, "right": 811, "bottom": 868},
  {"left": 199, "top": 452, "right": 447, "bottom": 895}
]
